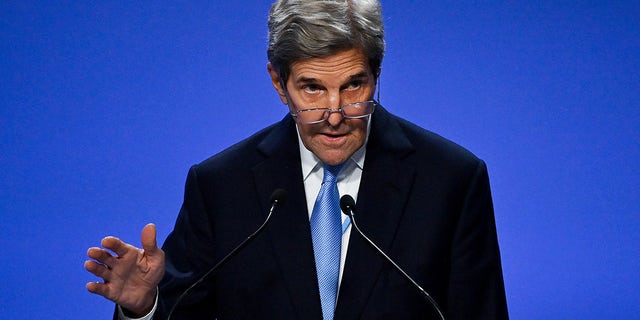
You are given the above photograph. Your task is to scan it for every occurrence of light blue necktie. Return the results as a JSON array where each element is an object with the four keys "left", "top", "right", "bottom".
[{"left": 310, "top": 163, "right": 343, "bottom": 320}]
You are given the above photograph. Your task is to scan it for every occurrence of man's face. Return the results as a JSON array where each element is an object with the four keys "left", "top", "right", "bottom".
[{"left": 268, "top": 48, "right": 377, "bottom": 166}]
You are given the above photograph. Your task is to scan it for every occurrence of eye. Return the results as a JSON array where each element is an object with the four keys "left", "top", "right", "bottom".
[
  {"left": 302, "top": 84, "right": 321, "bottom": 94},
  {"left": 345, "top": 80, "right": 363, "bottom": 90}
]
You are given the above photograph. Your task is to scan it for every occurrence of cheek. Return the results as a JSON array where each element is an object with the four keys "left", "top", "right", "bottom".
[
  {"left": 347, "top": 120, "right": 368, "bottom": 137},
  {"left": 296, "top": 124, "right": 318, "bottom": 144}
]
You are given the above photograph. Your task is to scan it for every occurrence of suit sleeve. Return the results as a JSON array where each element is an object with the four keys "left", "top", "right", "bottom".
[
  {"left": 155, "top": 165, "right": 219, "bottom": 319},
  {"left": 446, "top": 160, "right": 509, "bottom": 319}
]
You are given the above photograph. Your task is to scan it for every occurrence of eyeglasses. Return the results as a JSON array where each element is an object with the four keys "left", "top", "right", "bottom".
[{"left": 290, "top": 100, "right": 376, "bottom": 124}]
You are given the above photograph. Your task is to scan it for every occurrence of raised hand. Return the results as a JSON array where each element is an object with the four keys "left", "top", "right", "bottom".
[{"left": 85, "top": 223, "right": 165, "bottom": 317}]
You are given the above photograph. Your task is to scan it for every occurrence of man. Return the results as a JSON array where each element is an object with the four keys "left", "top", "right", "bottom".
[{"left": 85, "top": 0, "right": 508, "bottom": 319}]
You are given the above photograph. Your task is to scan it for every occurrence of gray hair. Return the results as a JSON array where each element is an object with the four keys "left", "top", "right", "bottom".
[{"left": 267, "top": 0, "right": 385, "bottom": 83}]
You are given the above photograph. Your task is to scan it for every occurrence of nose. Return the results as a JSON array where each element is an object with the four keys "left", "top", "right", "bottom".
[
  {"left": 325, "top": 93, "right": 344, "bottom": 127},
  {"left": 325, "top": 108, "right": 344, "bottom": 127}
]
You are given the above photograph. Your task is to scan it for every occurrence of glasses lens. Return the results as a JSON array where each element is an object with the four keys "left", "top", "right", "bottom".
[
  {"left": 296, "top": 108, "right": 327, "bottom": 124},
  {"left": 343, "top": 101, "right": 375, "bottom": 118},
  {"left": 293, "top": 101, "right": 375, "bottom": 124}
]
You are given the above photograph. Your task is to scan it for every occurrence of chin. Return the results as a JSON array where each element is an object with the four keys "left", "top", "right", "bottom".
[{"left": 318, "top": 153, "right": 351, "bottom": 166}]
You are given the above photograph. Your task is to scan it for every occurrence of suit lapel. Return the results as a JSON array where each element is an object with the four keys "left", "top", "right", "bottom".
[
  {"left": 335, "top": 106, "right": 416, "bottom": 319},
  {"left": 252, "top": 116, "right": 324, "bottom": 319}
]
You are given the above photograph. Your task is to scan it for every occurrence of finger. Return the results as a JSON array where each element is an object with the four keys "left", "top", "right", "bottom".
[
  {"left": 86, "top": 281, "right": 113, "bottom": 300},
  {"left": 86, "top": 281, "right": 102, "bottom": 293},
  {"left": 140, "top": 223, "right": 159, "bottom": 255},
  {"left": 87, "top": 247, "right": 116, "bottom": 266},
  {"left": 84, "top": 260, "right": 111, "bottom": 280},
  {"left": 101, "top": 236, "right": 134, "bottom": 257}
]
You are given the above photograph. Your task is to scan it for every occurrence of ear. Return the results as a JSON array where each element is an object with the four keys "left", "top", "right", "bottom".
[{"left": 267, "top": 62, "right": 288, "bottom": 104}]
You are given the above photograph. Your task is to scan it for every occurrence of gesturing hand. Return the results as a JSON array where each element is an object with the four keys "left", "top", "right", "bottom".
[{"left": 85, "top": 223, "right": 165, "bottom": 317}]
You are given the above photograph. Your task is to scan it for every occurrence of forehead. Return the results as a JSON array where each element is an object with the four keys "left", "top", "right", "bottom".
[{"left": 288, "top": 48, "right": 371, "bottom": 83}]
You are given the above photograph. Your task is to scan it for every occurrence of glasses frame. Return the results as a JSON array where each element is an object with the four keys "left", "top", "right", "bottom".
[{"left": 290, "top": 100, "right": 377, "bottom": 125}]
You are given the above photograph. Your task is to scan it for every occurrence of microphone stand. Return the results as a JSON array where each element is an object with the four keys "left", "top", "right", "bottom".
[{"left": 340, "top": 195, "right": 445, "bottom": 320}]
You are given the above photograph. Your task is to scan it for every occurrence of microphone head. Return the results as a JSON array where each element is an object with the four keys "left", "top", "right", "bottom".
[
  {"left": 270, "top": 188, "right": 287, "bottom": 205},
  {"left": 340, "top": 194, "right": 356, "bottom": 215}
]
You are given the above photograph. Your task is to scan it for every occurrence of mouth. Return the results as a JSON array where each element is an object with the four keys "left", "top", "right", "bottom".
[
  {"left": 322, "top": 131, "right": 346, "bottom": 138},
  {"left": 320, "top": 132, "right": 347, "bottom": 143}
]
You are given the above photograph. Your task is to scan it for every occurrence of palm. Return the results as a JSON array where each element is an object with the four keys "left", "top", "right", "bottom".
[{"left": 85, "top": 224, "right": 165, "bottom": 316}]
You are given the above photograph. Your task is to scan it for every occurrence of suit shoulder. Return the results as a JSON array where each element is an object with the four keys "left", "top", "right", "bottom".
[
  {"left": 392, "top": 114, "right": 483, "bottom": 167},
  {"left": 193, "top": 121, "right": 280, "bottom": 174}
]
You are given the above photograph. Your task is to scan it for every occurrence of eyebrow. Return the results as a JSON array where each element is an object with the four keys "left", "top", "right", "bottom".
[
  {"left": 296, "top": 76, "right": 319, "bottom": 84},
  {"left": 295, "top": 71, "right": 370, "bottom": 85},
  {"left": 347, "top": 72, "right": 370, "bottom": 81}
]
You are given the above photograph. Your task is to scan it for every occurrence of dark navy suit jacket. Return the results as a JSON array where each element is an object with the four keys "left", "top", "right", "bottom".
[{"left": 153, "top": 105, "right": 508, "bottom": 319}]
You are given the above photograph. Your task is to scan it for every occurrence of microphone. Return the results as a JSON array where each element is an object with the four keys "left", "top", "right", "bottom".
[
  {"left": 167, "top": 189, "right": 287, "bottom": 320},
  {"left": 339, "top": 195, "right": 445, "bottom": 320}
]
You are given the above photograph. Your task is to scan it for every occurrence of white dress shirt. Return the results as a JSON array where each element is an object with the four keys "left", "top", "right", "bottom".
[{"left": 297, "top": 132, "right": 366, "bottom": 288}]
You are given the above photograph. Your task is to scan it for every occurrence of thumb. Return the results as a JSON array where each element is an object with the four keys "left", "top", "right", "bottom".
[{"left": 140, "top": 223, "right": 159, "bottom": 254}]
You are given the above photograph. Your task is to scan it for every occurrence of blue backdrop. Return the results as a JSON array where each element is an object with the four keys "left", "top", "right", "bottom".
[{"left": 1, "top": 1, "right": 638, "bottom": 318}]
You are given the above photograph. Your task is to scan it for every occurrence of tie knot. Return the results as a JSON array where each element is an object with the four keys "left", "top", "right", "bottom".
[{"left": 322, "top": 163, "right": 343, "bottom": 183}]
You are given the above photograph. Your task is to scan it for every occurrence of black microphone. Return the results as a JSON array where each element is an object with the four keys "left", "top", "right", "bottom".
[
  {"left": 167, "top": 189, "right": 287, "bottom": 320},
  {"left": 339, "top": 195, "right": 445, "bottom": 320}
]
